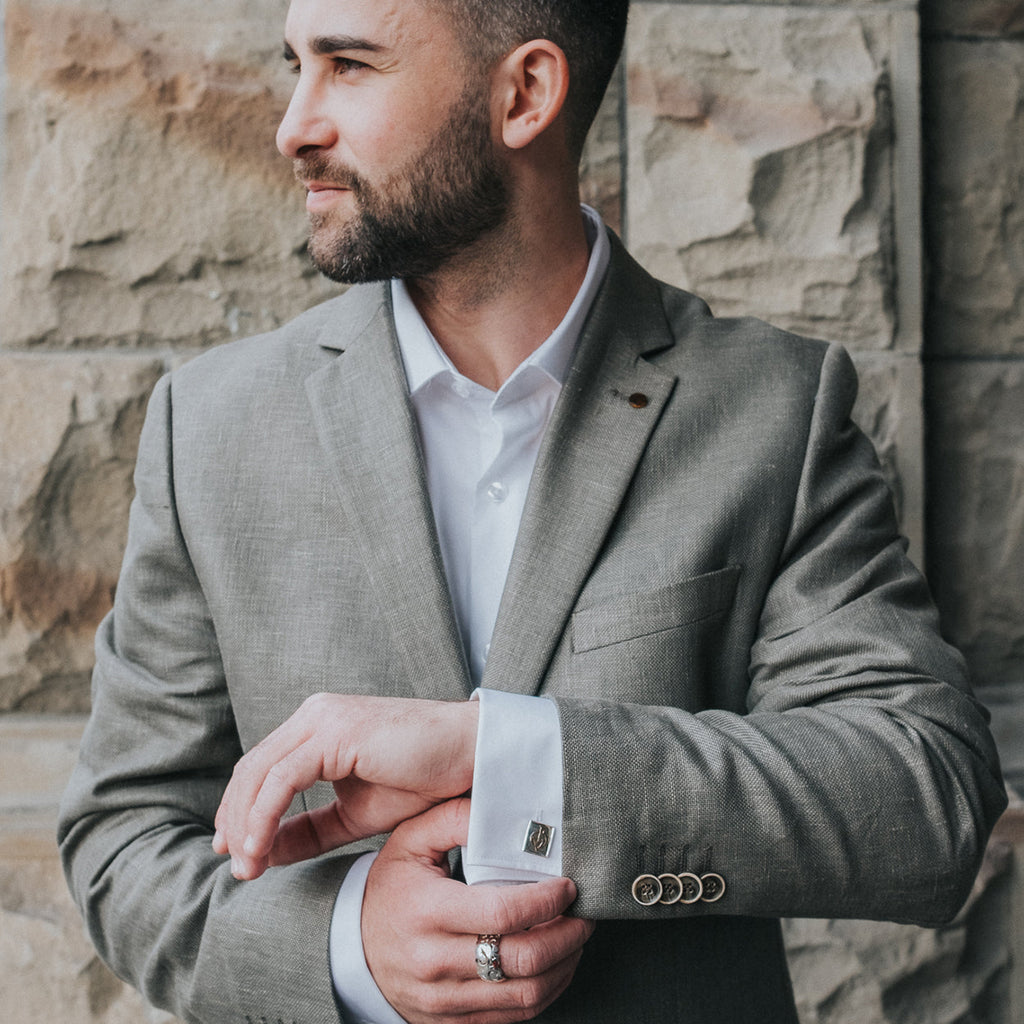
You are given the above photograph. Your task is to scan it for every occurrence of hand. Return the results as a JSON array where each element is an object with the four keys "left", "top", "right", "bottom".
[
  {"left": 213, "top": 694, "right": 479, "bottom": 879},
  {"left": 364, "top": 799, "right": 594, "bottom": 1024}
]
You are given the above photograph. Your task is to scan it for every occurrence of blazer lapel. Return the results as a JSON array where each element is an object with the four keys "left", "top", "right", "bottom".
[
  {"left": 303, "top": 285, "right": 472, "bottom": 701},
  {"left": 482, "top": 242, "right": 680, "bottom": 696}
]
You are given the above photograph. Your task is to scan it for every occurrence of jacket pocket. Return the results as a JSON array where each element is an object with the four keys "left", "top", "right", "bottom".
[{"left": 571, "top": 565, "right": 742, "bottom": 654}]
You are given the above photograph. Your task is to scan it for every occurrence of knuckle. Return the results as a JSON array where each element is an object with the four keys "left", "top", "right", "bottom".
[
  {"left": 406, "top": 946, "right": 440, "bottom": 983},
  {"left": 300, "top": 692, "right": 333, "bottom": 718}
]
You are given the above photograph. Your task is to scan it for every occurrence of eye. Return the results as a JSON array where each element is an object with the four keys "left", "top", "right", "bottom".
[
  {"left": 332, "top": 56, "right": 369, "bottom": 75},
  {"left": 287, "top": 62, "right": 301, "bottom": 76}
]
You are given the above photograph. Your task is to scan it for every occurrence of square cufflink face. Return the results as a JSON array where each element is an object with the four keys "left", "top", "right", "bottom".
[{"left": 522, "top": 820, "right": 555, "bottom": 857}]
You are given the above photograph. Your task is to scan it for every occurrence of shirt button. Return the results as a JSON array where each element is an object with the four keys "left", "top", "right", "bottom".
[{"left": 486, "top": 481, "right": 508, "bottom": 503}]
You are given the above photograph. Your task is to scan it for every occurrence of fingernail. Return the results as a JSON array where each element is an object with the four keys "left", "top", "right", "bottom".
[
  {"left": 212, "top": 829, "right": 223, "bottom": 850},
  {"left": 243, "top": 835, "right": 257, "bottom": 856},
  {"left": 231, "top": 858, "right": 244, "bottom": 878}
]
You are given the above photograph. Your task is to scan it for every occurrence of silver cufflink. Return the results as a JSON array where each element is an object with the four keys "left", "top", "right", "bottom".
[{"left": 522, "top": 820, "right": 554, "bottom": 857}]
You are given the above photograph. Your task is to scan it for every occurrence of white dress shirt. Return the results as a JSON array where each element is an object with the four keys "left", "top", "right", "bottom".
[{"left": 330, "top": 207, "right": 611, "bottom": 1023}]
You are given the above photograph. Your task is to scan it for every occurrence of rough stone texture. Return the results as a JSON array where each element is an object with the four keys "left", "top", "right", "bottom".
[
  {"left": 0, "top": 715, "right": 179, "bottom": 1023},
  {"left": 922, "top": 39, "right": 1024, "bottom": 357},
  {"left": 0, "top": 354, "right": 164, "bottom": 711},
  {"left": 625, "top": 5, "right": 912, "bottom": 352},
  {"left": 1, "top": 0, "right": 340, "bottom": 351},
  {"left": 580, "top": 65, "right": 624, "bottom": 234},
  {"left": 925, "top": 360, "right": 1024, "bottom": 761},
  {"left": 924, "top": 0, "right": 1024, "bottom": 37}
]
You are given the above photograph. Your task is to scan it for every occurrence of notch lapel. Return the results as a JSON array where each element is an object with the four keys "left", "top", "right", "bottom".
[
  {"left": 303, "top": 286, "right": 472, "bottom": 701},
  {"left": 482, "top": 243, "right": 680, "bottom": 696}
]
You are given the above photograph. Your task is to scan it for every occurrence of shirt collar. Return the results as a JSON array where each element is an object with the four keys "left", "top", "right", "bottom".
[{"left": 392, "top": 205, "right": 610, "bottom": 397}]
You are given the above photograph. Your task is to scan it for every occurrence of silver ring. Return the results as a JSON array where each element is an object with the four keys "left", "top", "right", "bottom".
[{"left": 475, "top": 934, "right": 505, "bottom": 982}]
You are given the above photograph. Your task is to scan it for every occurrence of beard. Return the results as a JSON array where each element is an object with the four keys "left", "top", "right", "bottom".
[{"left": 296, "top": 86, "right": 510, "bottom": 284}]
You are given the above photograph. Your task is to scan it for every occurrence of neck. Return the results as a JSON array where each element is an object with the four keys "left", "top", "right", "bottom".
[{"left": 404, "top": 189, "right": 591, "bottom": 392}]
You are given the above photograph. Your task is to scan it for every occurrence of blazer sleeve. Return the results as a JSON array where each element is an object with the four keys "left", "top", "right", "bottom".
[
  {"left": 58, "top": 375, "right": 350, "bottom": 1024},
  {"left": 551, "top": 343, "right": 1007, "bottom": 926}
]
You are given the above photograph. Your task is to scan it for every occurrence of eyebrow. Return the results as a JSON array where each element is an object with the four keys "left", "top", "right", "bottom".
[{"left": 282, "top": 35, "right": 387, "bottom": 61}]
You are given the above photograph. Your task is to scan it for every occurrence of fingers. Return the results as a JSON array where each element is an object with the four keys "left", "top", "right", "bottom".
[
  {"left": 489, "top": 915, "right": 595, "bottom": 982},
  {"left": 212, "top": 694, "right": 480, "bottom": 879},
  {"left": 213, "top": 712, "right": 326, "bottom": 876},
  {"left": 382, "top": 802, "right": 580, "bottom": 937},
  {"left": 395, "top": 947, "right": 585, "bottom": 1024},
  {"left": 363, "top": 802, "right": 593, "bottom": 1022}
]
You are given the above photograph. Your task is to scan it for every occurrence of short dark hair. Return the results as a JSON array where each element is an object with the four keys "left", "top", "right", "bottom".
[{"left": 433, "top": 0, "right": 630, "bottom": 157}]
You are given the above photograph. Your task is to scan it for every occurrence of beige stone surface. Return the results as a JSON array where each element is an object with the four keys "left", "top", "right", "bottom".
[
  {"left": 0, "top": 715, "right": 179, "bottom": 1023},
  {"left": 625, "top": 5, "right": 915, "bottom": 352},
  {"left": 923, "top": 39, "right": 1024, "bottom": 357},
  {"left": 1, "top": 0, "right": 340, "bottom": 351},
  {"left": 926, "top": 360, "right": 1024, "bottom": 694},
  {"left": 0, "top": 353, "right": 163, "bottom": 711},
  {"left": 579, "top": 65, "right": 624, "bottom": 234}
]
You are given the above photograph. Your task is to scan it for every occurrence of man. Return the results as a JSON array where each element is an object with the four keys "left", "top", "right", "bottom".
[{"left": 59, "top": 1, "right": 1007, "bottom": 1022}]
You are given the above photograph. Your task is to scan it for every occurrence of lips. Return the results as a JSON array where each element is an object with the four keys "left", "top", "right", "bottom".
[{"left": 303, "top": 181, "right": 353, "bottom": 214}]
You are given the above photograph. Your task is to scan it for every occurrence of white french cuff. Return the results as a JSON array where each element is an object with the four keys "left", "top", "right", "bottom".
[{"left": 463, "top": 688, "right": 565, "bottom": 884}]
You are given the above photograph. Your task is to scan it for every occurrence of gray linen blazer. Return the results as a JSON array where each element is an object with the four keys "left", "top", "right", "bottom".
[{"left": 60, "top": 235, "right": 1007, "bottom": 1024}]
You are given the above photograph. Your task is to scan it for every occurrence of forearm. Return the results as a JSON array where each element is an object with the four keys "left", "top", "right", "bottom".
[{"left": 553, "top": 677, "right": 1004, "bottom": 925}]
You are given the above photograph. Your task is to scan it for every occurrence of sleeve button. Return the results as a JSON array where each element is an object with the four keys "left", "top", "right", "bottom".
[{"left": 631, "top": 873, "right": 663, "bottom": 906}]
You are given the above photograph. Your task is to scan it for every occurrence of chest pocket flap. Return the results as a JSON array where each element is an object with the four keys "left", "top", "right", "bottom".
[{"left": 571, "top": 565, "right": 742, "bottom": 653}]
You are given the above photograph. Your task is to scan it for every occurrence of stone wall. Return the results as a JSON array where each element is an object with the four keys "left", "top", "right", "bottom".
[
  {"left": 921, "top": 0, "right": 1024, "bottom": 796},
  {"left": 2, "top": 1, "right": 1022, "bottom": 1022}
]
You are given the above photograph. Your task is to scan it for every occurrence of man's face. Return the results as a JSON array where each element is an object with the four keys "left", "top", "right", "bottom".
[{"left": 277, "top": 0, "right": 509, "bottom": 282}]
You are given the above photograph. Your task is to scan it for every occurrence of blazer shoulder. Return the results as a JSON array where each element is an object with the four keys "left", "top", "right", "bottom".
[
  {"left": 653, "top": 276, "right": 841, "bottom": 399},
  {"left": 170, "top": 282, "right": 387, "bottom": 397}
]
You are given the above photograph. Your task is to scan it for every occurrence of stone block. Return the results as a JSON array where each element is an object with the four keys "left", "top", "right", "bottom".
[
  {"left": 923, "top": 0, "right": 1024, "bottom": 38},
  {"left": 923, "top": 39, "right": 1024, "bottom": 357},
  {"left": 0, "top": 714, "right": 180, "bottom": 1023},
  {"left": 925, "top": 360, "right": 1024, "bottom": 697},
  {"left": 1, "top": 0, "right": 339, "bottom": 351},
  {"left": 626, "top": 5, "right": 918, "bottom": 352},
  {"left": 0, "top": 353, "right": 164, "bottom": 711},
  {"left": 580, "top": 65, "right": 624, "bottom": 234}
]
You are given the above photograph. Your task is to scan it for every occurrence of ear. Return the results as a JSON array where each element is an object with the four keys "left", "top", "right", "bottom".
[{"left": 495, "top": 39, "right": 570, "bottom": 151}]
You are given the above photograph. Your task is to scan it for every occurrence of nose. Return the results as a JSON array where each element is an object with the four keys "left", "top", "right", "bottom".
[{"left": 276, "top": 77, "right": 337, "bottom": 159}]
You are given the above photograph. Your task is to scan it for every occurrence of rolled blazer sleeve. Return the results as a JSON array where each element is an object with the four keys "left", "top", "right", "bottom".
[
  {"left": 58, "top": 374, "right": 350, "bottom": 1024},
  {"left": 550, "top": 342, "right": 1007, "bottom": 925}
]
